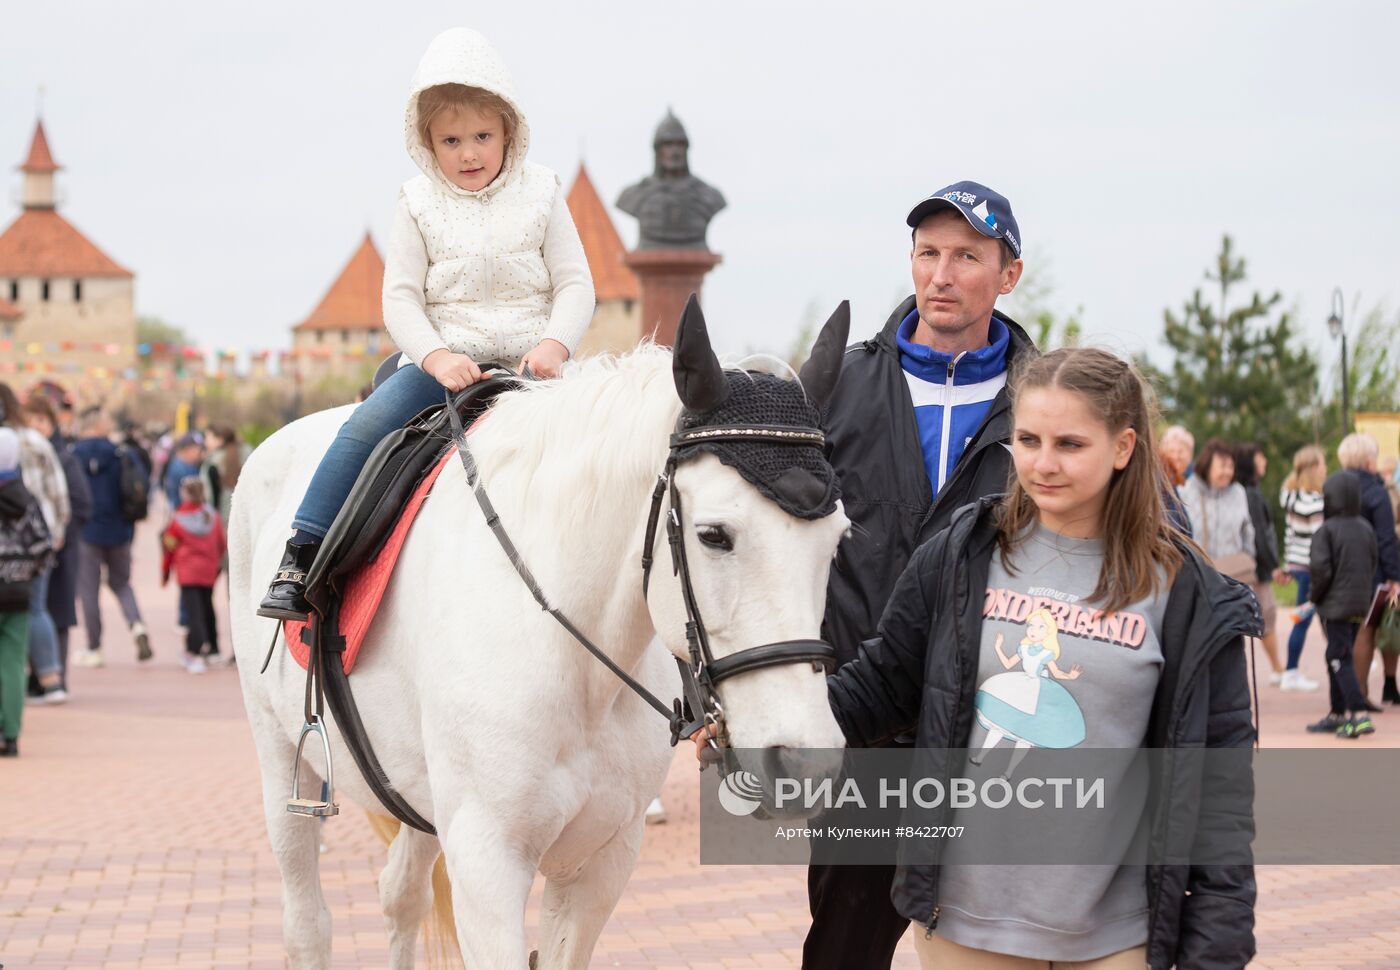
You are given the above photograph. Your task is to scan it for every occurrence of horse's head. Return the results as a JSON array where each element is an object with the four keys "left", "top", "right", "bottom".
[{"left": 645, "top": 296, "right": 852, "bottom": 785}]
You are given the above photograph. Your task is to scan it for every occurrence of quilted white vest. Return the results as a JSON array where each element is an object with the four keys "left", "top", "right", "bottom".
[{"left": 401, "top": 161, "right": 559, "bottom": 363}]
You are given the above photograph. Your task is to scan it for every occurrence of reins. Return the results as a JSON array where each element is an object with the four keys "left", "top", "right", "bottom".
[{"left": 443, "top": 389, "right": 702, "bottom": 747}]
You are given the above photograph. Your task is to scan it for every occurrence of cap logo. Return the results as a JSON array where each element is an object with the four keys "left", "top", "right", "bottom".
[
  {"left": 942, "top": 190, "right": 977, "bottom": 206},
  {"left": 971, "top": 200, "right": 996, "bottom": 229}
]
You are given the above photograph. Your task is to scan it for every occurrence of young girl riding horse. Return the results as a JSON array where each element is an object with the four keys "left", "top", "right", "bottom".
[{"left": 260, "top": 27, "right": 595, "bottom": 619}]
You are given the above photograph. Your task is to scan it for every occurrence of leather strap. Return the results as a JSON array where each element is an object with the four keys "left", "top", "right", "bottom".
[
  {"left": 444, "top": 390, "right": 701, "bottom": 744},
  {"left": 318, "top": 608, "right": 437, "bottom": 834},
  {"left": 705, "top": 639, "right": 835, "bottom": 684}
]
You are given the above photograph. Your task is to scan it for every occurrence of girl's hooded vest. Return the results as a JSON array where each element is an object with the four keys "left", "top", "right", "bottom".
[{"left": 400, "top": 29, "right": 560, "bottom": 360}]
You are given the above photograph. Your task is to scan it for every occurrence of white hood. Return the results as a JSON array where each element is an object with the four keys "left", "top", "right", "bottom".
[{"left": 404, "top": 28, "right": 530, "bottom": 200}]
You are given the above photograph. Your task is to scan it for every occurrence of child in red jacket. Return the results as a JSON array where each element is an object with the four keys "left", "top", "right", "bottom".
[{"left": 161, "top": 478, "right": 227, "bottom": 674}]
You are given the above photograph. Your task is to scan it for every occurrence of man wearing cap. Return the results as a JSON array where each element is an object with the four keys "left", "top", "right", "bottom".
[{"left": 804, "top": 181, "right": 1032, "bottom": 968}]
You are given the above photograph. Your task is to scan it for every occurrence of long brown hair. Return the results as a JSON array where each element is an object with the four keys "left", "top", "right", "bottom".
[
  {"left": 1283, "top": 444, "right": 1325, "bottom": 493},
  {"left": 209, "top": 424, "right": 242, "bottom": 491},
  {"left": 998, "top": 348, "right": 1186, "bottom": 614}
]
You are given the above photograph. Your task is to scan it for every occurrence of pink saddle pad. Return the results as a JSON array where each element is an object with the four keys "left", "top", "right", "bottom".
[{"left": 284, "top": 448, "right": 454, "bottom": 674}]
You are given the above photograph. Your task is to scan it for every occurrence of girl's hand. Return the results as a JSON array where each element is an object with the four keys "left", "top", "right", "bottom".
[
  {"left": 422, "top": 350, "right": 483, "bottom": 392},
  {"left": 519, "top": 338, "right": 570, "bottom": 379}
]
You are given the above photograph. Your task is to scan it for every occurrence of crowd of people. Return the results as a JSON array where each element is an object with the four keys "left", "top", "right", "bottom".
[
  {"left": 1158, "top": 424, "right": 1400, "bottom": 738},
  {"left": 0, "top": 385, "right": 249, "bottom": 757}
]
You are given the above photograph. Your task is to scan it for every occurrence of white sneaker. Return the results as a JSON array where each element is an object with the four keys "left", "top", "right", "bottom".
[
  {"left": 644, "top": 796, "right": 666, "bottom": 825},
  {"left": 1268, "top": 671, "right": 1284, "bottom": 687},
  {"left": 1281, "top": 669, "right": 1321, "bottom": 692},
  {"left": 43, "top": 687, "right": 69, "bottom": 705},
  {"left": 75, "top": 650, "right": 104, "bottom": 668},
  {"left": 187, "top": 656, "right": 207, "bottom": 675}
]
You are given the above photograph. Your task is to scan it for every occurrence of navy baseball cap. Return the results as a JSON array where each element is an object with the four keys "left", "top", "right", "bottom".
[{"left": 906, "top": 181, "right": 1021, "bottom": 259}]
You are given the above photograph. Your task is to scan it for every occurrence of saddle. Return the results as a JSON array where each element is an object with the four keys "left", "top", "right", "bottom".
[
  {"left": 303, "top": 372, "right": 520, "bottom": 625},
  {"left": 278, "top": 372, "right": 521, "bottom": 834}
]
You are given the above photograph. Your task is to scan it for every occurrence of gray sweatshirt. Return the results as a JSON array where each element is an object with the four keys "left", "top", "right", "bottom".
[
  {"left": 1181, "top": 477, "right": 1254, "bottom": 560},
  {"left": 935, "top": 522, "right": 1167, "bottom": 962}
]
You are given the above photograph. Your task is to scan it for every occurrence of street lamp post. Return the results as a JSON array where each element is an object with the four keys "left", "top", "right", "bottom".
[{"left": 1328, "top": 287, "right": 1350, "bottom": 435}]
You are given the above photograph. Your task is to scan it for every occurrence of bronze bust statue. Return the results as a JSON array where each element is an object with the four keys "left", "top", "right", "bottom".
[{"left": 617, "top": 110, "right": 726, "bottom": 251}]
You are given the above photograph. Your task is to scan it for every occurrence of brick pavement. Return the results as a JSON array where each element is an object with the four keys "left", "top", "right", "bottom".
[{"left": 1, "top": 524, "right": 1398, "bottom": 968}]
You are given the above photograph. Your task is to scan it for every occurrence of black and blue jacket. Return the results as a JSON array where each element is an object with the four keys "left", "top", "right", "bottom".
[{"left": 820, "top": 296, "right": 1034, "bottom": 666}]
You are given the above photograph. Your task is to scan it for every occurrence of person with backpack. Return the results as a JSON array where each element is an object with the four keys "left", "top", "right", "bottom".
[
  {"left": 0, "top": 384, "right": 69, "bottom": 704},
  {"left": 71, "top": 408, "right": 151, "bottom": 667},
  {"left": 0, "top": 427, "right": 57, "bottom": 756}
]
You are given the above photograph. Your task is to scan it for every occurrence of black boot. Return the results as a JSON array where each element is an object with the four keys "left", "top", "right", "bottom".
[
  {"left": 257, "top": 539, "right": 320, "bottom": 620},
  {"left": 1384, "top": 676, "right": 1400, "bottom": 705}
]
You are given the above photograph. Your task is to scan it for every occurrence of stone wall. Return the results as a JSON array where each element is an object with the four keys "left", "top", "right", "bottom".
[{"left": 0, "top": 274, "right": 136, "bottom": 372}]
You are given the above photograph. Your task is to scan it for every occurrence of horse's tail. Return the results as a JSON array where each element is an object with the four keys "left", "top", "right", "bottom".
[{"left": 365, "top": 811, "right": 461, "bottom": 969}]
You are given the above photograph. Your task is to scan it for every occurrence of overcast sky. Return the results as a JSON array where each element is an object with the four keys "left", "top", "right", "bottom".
[{"left": 3, "top": 0, "right": 1395, "bottom": 375}]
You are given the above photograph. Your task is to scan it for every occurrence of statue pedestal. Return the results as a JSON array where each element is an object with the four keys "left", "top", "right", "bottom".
[{"left": 624, "top": 249, "right": 722, "bottom": 347}]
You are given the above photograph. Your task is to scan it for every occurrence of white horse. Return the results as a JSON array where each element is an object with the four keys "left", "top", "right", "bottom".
[{"left": 229, "top": 302, "right": 852, "bottom": 969}]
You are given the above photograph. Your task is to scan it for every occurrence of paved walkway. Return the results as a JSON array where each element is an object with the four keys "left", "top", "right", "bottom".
[{"left": 2, "top": 523, "right": 1399, "bottom": 968}]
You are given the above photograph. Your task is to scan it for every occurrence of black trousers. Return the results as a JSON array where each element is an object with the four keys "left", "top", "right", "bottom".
[
  {"left": 1324, "top": 618, "right": 1366, "bottom": 714},
  {"left": 803, "top": 861, "right": 909, "bottom": 968},
  {"left": 803, "top": 752, "right": 911, "bottom": 970},
  {"left": 180, "top": 585, "right": 218, "bottom": 656}
]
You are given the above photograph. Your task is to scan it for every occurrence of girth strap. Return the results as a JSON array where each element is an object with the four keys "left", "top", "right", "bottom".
[{"left": 316, "top": 610, "right": 437, "bottom": 834}]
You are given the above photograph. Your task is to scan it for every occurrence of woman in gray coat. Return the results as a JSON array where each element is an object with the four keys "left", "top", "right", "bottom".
[{"left": 1181, "top": 438, "right": 1283, "bottom": 680}]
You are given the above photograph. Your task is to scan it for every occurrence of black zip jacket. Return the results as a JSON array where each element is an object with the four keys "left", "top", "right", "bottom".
[
  {"left": 828, "top": 499, "right": 1261, "bottom": 969},
  {"left": 1343, "top": 468, "right": 1400, "bottom": 586},
  {"left": 1242, "top": 484, "right": 1279, "bottom": 582},
  {"left": 1311, "top": 472, "right": 1378, "bottom": 620},
  {"left": 820, "top": 298, "right": 1034, "bottom": 666}
]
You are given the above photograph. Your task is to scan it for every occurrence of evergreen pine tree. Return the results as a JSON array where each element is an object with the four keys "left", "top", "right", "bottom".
[{"left": 1141, "top": 235, "right": 1321, "bottom": 504}]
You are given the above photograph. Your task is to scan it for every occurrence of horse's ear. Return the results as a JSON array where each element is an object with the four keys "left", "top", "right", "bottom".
[
  {"left": 797, "top": 300, "right": 850, "bottom": 411},
  {"left": 672, "top": 293, "right": 730, "bottom": 412}
]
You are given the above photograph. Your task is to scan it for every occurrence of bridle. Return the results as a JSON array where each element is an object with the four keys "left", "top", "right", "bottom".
[
  {"left": 641, "top": 421, "right": 838, "bottom": 754},
  {"left": 446, "top": 389, "right": 838, "bottom": 765}
]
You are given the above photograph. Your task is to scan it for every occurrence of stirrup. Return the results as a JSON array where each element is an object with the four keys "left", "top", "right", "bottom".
[{"left": 287, "top": 717, "right": 339, "bottom": 818}]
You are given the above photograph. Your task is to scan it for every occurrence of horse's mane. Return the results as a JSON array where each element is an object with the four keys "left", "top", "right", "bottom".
[
  {"left": 462, "top": 343, "right": 809, "bottom": 546},
  {"left": 465, "top": 344, "right": 683, "bottom": 533}
]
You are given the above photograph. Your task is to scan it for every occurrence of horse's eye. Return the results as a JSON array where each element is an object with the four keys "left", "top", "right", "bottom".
[{"left": 697, "top": 525, "right": 734, "bottom": 552}]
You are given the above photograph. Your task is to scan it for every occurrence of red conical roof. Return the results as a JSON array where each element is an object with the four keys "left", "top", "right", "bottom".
[
  {"left": 294, "top": 232, "right": 386, "bottom": 332},
  {"left": 566, "top": 164, "right": 638, "bottom": 302},
  {"left": 0, "top": 209, "right": 131, "bottom": 277},
  {"left": 20, "top": 120, "right": 59, "bottom": 174}
]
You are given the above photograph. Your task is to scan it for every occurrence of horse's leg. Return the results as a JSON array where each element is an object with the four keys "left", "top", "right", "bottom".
[
  {"left": 535, "top": 818, "right": 645, "bottom": 970},
  {"left": 252, "top": 731, "right": 334, "bottom": 969},
  {"left": 378, "top": 822, "right": 441, "bottom": 970},
  {"left": 438, "top": 807, "right": 535, "bottom": 968}
]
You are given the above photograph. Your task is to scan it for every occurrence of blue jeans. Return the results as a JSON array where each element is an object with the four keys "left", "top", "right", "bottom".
[
  {"left": 1287, "top": 567, "right": 1313, "bottom": 670},
  {"left": 292, "top": 363, "right": 445, "bottom": 539},
  {"left": 27, "top": 567, "right": 61, "bottom": 679}
]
